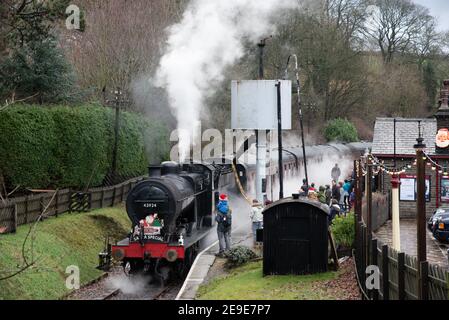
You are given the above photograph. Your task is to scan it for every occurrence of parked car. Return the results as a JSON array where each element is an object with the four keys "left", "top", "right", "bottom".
[
  {"left": 428, "top": 209, "right": 448, "bottom": 230},
  {"left": 429, "top": 209, "right": 449, "bottom": 243}
]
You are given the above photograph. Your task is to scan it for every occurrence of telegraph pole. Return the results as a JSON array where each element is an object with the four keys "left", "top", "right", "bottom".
[
  {"left": 111, "top": 87, "right": 122, "bottom": 180},
  {"left": 105, "top": 87, "right": 128, "bottom": 182}
]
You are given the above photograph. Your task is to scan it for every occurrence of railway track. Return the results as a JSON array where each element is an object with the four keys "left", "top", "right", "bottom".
[
  {"left": 152, "top": 282, "right": 180, "bottom": 300},
  {"left": 102, "top": 289, "right": 121, "bottom": 300}
]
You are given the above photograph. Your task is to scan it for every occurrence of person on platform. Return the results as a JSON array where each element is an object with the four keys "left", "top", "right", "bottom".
[
  {"left": 216, "top": 194, "right": 232, "bottom": 257},
  {"left": 329, "top": 199, "right": 341, "bottom": 224},
  {"left": 349, "top": 190, "right": 356, "bottom": 211},
  {"left": 318, "top": 186, "right": 327, "bottom": 204},
  {"left": 300, "top": 179, "right": 309, "bottom": 195},
  {"left": 309, "top": 183, "right": 316, "bottom": 193},
  {"left": 343, "top": 179, "right": 352, "bottom": 212},
  {"left": 331, "top": 164, "right": 341, "bottom": 183},
  {"left": 332, "top": 180, "right": 341, "bottom": 203},
  {"left": 325, "top": 185, "right": 332, "bottom": 205},
  {"left": 339, "top": 182, "right": 346, "bottom": 216},
  {"left": 250, "top": 199, "right": 264, "bottom": 244}
]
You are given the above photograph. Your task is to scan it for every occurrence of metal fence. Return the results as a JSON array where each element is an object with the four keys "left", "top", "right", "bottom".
[{"left": 0, "top": 176, "right": 145, "bottom": 234}]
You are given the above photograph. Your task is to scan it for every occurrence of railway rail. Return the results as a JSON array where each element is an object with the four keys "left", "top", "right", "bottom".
[{"left": 102, "top": 289, "right": 121, "bottom": 300}]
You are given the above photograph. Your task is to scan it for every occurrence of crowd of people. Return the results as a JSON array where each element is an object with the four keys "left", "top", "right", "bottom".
[{"left": 299, "top": 163, "right": 355, "bottom": 224}]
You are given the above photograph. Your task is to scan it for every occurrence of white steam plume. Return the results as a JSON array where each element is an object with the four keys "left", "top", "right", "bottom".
[{"left": 155, "top": 0, "right": 296, "bottom": 162}]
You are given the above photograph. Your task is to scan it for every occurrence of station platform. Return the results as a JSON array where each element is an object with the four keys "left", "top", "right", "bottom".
[
  {"left": 176, "top": 224, "right": 253, "bottom": 300},
  {"left": 375, "top": 219, "right": 449, "bottom": 269}
]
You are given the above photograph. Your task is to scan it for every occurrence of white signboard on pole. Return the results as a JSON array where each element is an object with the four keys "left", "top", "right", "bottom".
[{"left": 231, "top": 80, "right": 292, "bottom": 130}]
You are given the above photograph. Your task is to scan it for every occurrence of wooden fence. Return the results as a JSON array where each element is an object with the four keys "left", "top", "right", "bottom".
[
  {"left": 355, "top": 219, "right": 449, "bottom": 300},
  {"left": 362, "top": 192, "right": 390, "bottom": 232},
  {"left": 0, "top": 176, "right": 145, "bottom": 234}
]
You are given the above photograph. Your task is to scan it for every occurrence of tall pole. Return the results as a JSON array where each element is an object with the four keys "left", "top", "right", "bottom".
[
  {"left": 111, "top": 87, "right": 122, "bottom": 180},
  {"left": 355, "top": 159, "right": 363, "bottom": 223},
  {"left": 258, "top": 40, "right": 266, "bottom": 80},
  {"left": 255, "top": 39, "right": 268, "bottom": 204},
  {"left": 366, "top": 155, "right": 373, "bottom": 270},
  {"left": 394, "top": 118, "right": 397, "bottom": 169},
  {"left": 298, "top": 81, "right": 309, "bottom": 186},
  {"left": 276, "top": 81, "right": 284, "bottom": 199},
  {"left": 284, "top": 55, "right": 308, "bottom": 185},
  {"left": 366, "top": 155, "right": 373, "bottom": 237},
  {"left": 414, "top": 128, "right": 427, "bottom": 300}
]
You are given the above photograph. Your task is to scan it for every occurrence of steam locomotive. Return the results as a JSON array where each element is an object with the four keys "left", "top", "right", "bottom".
[
  {"left": 98, "top": 161, "right": 237, "bottom": 281},
  {"left": 97, "top": 141, "right": 370, "bottom": 281}
]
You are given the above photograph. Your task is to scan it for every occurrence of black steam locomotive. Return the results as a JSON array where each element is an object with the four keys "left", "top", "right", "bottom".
[{"left": 99, "top": 161, "right": 235, "bottom": 280}]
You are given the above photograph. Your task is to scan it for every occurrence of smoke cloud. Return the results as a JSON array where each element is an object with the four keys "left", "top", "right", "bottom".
[{"left": 155, "top": 0, "right": 296, "bottom": 162}]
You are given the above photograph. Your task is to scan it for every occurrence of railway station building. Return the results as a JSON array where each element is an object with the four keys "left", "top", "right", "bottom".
[{"left": 372, "top": 80, "right": 449, "bottom": 218}]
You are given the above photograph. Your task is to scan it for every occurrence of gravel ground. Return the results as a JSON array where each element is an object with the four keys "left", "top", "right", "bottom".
[{"left": 311, "top": 258, "right": 361, "bottom": 300}]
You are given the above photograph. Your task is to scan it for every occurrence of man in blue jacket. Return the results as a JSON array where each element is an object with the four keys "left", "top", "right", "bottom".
[{"left": 216, "top": 194, "right": 232, "bottom": 257}]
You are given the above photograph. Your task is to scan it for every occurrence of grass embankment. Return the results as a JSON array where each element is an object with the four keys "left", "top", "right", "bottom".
[
  {"left": 197, "top": 260, "right": 359, "bottom": 300},
  {"left": 0, "top": 207, "right": 130, "bottom": 300}
]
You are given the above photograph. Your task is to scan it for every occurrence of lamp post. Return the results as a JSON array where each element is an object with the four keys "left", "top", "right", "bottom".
[
  {"left": 414, "top": 122, "right": 428, "bottom": 300},
  {"left": 284, "top": 54, "right": 309, "bottom": 185}
]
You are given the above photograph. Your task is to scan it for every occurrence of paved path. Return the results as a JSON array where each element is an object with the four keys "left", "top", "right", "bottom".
[
  {"left": 176, "top": 226, "right": 253, "bottom": 300},
  {"left": 176, "top": 191, "right": 254, "bottom": 300},
  {"left": 375, "top": 219, "right": 449, "bottom": 269}
]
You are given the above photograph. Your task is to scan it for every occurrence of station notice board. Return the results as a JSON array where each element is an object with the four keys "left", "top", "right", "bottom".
[{"left": 399, "top": 174, "right": 431, "bottom": 202}]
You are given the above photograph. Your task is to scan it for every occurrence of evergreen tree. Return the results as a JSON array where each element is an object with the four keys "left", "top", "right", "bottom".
[{"left": 0, "top": 39, "right": 76, "bottom": 104}]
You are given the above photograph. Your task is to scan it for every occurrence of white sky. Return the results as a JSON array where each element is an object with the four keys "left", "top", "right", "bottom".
[{"left": 413, "top": 0, "right": 449, "bottom": 31}]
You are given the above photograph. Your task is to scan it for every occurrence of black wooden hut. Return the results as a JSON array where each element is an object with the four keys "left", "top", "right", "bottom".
[{"left": 263, "top": 197, "right": 330, "bottom": 276}]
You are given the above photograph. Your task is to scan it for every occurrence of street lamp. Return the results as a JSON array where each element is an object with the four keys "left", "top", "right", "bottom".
[{"left": 284, "top": 54, "right": 309, "bottom": 186}]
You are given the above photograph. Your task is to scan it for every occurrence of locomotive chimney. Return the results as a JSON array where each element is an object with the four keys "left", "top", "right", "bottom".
[{"left": 148, "top": 165, "right": 162, "bottom": 177}]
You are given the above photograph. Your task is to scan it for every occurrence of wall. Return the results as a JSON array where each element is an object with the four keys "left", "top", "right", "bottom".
[{"left": 379, "top": 158, "right": 438, "bottom": 218}]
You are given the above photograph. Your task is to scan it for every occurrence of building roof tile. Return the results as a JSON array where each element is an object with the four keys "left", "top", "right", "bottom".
[{"left": 372, "top": 118, "right": 436, "bottom": 156}]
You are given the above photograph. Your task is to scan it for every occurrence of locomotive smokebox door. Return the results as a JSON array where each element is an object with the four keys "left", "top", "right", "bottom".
[{"left": 263, "top": 197, "right": 329, "bottom": 276}]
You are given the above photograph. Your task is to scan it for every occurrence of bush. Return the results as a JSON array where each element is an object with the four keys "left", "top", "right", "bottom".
[
  {"left": 331, "top": 213, "right": 355, "bottom": 248},
  {"left": 225, "top": 246, "right": 258, "bottom": 268},
  {"left": 0, "top": 104, "right": 169, "bottom": 190},
  {"left": 324, "top": 118, "right": 359, "bottom": 143}
]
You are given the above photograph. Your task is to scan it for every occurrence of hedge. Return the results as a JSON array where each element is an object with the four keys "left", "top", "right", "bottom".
[{"left": 0, "top": 104, "right": 169, "bottom": 190}]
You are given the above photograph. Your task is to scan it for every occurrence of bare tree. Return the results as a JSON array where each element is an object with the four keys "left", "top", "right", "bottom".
[
  {"left": 62, "top": 0, "right": 187, "bottom": 100},
  {"left": 364, "top": 0, "right": 437, "bottom": 63}
]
